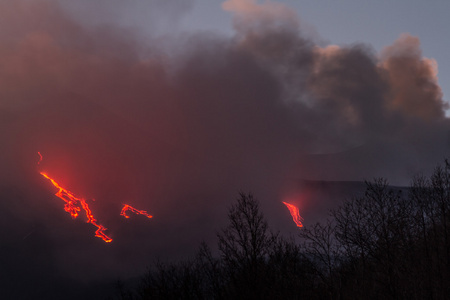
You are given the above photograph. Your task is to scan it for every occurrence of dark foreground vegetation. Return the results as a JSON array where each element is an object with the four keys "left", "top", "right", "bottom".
[{"left": 113, "top": 161, "right": 450, "bottom": 300}]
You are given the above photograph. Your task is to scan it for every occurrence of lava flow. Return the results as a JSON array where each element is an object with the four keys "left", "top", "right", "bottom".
[
  {"left": 121, "top": 204, "right": 153, "bottom": 219},
  {"left": 282, "top": 202, "right": 303, "bottom": 228},
  {"left": 40, "top": 172, "right": 113, "bottom": 243}
]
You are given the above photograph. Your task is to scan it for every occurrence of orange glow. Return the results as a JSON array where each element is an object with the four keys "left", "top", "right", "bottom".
[
  {"left": 282, "top": 201, "right": 303, "bottom": 228},
  {"left": 38, "top": 152, "right": 154, "bottom": 242},
  {"left": 120, "top": 204, "right": 153, "bottom": 219},
  {"left": 40, "top": 171, "right": 112, "bottom": 243}
]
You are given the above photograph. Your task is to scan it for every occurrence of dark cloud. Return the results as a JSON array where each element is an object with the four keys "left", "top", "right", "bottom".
[{"left": 1, "top": 0, "right": 449, "bottom": 298}]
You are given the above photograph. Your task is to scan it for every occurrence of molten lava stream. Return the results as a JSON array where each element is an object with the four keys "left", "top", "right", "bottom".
[
  {"left": 282, "top": 202, "right": 303, "bottom": 228},
  {"left": 120, "top": 204, "right": 153, "bottom": 219},
  {"left": 40, "top": 172, "right": 112, "bottom": 243}
]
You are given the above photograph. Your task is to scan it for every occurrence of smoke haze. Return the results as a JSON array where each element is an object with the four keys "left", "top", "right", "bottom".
[{"left": 0, "top": 0, "right": 448, "bottom": 298}]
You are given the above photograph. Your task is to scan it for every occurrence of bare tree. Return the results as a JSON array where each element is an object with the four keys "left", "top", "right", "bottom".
[
  {"left": 217, "top": 192, "right": 276, "bottom": 298},
  {"left": 299, "top": 219, "right": 342, "bottom": 299}
]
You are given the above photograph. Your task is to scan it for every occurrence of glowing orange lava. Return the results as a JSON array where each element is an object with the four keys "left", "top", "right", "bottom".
[
  {"left": 40, "top": 172, "right": 112, "bottom": 243},
  {"left": 282, "top": 202, "right": 303, "bottom": 228},
  {"left": 120, "top": 204, "right": 153, "bottom": 219}
]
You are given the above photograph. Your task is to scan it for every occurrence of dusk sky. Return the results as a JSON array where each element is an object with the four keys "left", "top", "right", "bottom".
[
  {"left": 63, "top": 0, "right": 450, "bottom": 104},
  {"left": 1, "top": 0, "right": 450, "bottom": 298}
]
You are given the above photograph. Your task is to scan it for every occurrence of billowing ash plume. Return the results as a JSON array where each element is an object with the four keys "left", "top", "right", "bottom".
[{"left": 0, "top": 0, "right": 448, "bottom": 296}]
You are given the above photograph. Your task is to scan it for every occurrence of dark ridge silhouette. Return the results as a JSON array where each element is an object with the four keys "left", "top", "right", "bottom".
[{"left": 114, "top": 162, "right": 450, "bottom": 300}]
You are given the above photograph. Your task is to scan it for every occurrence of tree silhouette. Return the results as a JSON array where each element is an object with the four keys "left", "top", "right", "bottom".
[
  {"left": 217, "top": 192, "right": 277, "bottom": 298},
  {"left": 127, "top": 162, "right": 450, "bottom": 299}
]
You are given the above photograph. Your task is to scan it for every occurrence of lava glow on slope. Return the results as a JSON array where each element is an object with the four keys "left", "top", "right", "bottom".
[
  {"left": 120, "top": 204, "right": 153, "bottom": 219},
  {"left": 38, "top": 153, "right": 153, "bottom": 243},
  {"left": 282, "top": 202, "right": 303, "bottom": 228},
  {"left": 40, "top": 172, "right": 113, "bottom": 242}
]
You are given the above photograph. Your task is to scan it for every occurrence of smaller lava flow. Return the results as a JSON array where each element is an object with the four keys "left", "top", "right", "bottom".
[
  {"left": 121, "top": 204, "right": 153, "bottom": 219},
  {"left": 282, "top": 202, "right": 303, "bottom": 228}
]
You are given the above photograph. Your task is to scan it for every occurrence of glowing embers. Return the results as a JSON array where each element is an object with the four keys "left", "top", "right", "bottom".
[
  {"left": 282, "top": 202, "right": 303, "bottom": 228},
  {"left": 40, "top": 172, "right": 113, "bottom": 243},
  {"left": 37, "top": 152, "right": 43, "bottom": 164},
  {"left": 120, "top": 204, "right": 153, "bottom": 219}
]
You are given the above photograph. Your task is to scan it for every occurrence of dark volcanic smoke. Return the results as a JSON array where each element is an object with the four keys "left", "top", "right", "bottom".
[{"left": 0, "top": 0, "right": 448, "bottom": 298}]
